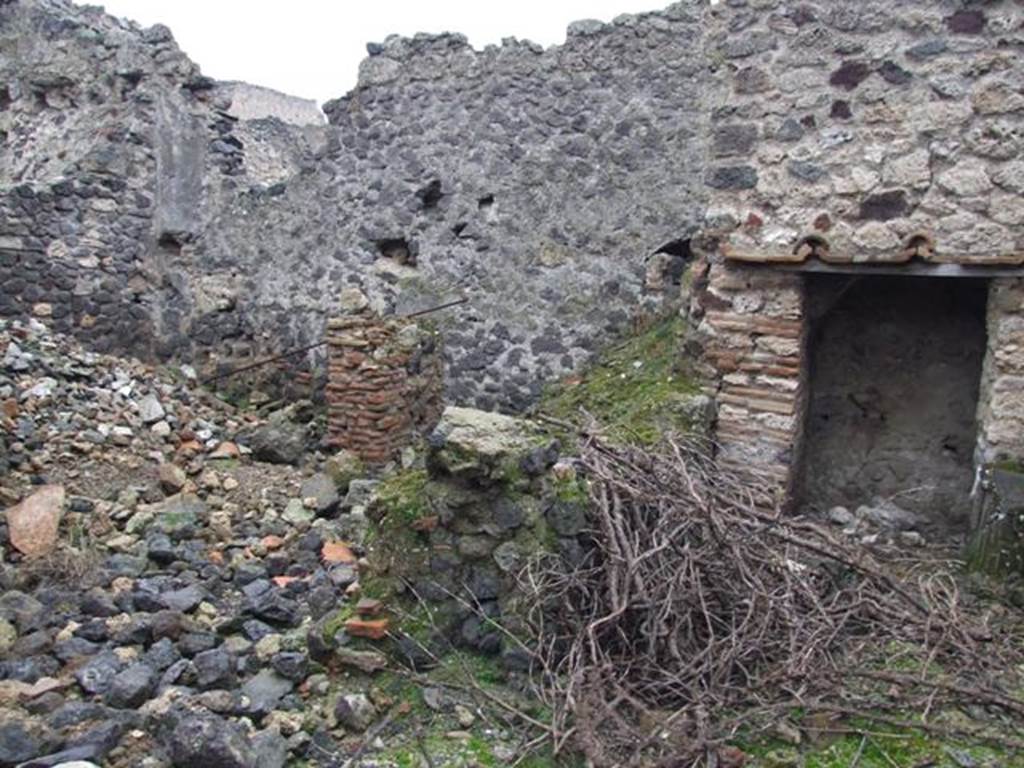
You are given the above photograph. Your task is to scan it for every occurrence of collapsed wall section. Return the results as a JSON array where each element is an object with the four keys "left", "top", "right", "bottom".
[{"left": 0, "top": 0, "right": 324, "bottom": 363}]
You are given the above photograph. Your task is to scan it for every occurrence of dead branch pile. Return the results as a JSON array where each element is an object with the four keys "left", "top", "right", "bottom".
[{"left": 520, "top": 436, "right": 1024, "bottom": 766}]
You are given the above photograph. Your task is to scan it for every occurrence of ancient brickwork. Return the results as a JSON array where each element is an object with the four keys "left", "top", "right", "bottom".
[
  {"left": 691, "top": 259, "right": 806, "bottom": 497},
  {"left": 325, "top": 314, "right": 443, "bottom": 463}
]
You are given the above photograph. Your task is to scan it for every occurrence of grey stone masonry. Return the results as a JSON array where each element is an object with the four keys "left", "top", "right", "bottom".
[{"left": 4, "top": 0, "right": 1024, "bottom": 435}]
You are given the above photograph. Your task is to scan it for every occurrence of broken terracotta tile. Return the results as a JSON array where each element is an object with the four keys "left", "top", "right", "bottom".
[
  {"left": 355, "top": 598, "right": 383, "bottom": 617},
  {"left": 208, "top": 441, "right": 241, "bottom": 459},
  {"left": 6, "top": 485, "right": 65, "bottom": 557},
  {"left": 344, "top": 618, "right": 390, "bottom": 640},
  {"left": 410, "top": 515, "right": 439, "bottom": 533},
  {"left": 321, "top": 541, "right": 356, "bottom": 564}
]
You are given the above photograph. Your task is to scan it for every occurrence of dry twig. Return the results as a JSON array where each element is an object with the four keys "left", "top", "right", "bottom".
[{"left": 514, "top": 434, "right": 1024, "bottom": 766}]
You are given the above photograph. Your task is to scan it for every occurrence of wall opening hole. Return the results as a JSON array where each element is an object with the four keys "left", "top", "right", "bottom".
[
  {"left": 646, "top": 238, "right": 693, "bottom": 290},
  {"left": 793, "top": 233, "right": 830, "bottom": 258},
  {"left": 376, "top": 237, "right": 417, "bottom": 267},
  {"left": 416, "top": 179, "right": 443, "bottom": 210},
  {"left": 156, "top": 230, "right": 190, "bottom": 257},
  {"left": 452, "top": 222, "right": 467, "bottom": 237},
  {"left": 799, "top": 273, "right": 989, "bottom": 533},
  {"left": 478, "top": 194, "right": 495, "bottom": 209},
  {"left": 904, "top": 232, "right": 936, "bottom": 259}
]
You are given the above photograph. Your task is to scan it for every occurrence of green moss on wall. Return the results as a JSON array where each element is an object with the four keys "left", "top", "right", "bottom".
[{"left": 537, "top": 315, "right": 702, "bottom": 446}]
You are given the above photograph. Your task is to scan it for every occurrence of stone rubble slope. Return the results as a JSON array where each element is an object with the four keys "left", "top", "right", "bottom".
[{"left": 0, "top": 318, "right": 395, "bottom": 767}]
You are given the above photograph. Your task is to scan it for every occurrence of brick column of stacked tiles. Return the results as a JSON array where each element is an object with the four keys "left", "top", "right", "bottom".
[{"left": 325, "top": 314, "right": 443, "bottom": 464}]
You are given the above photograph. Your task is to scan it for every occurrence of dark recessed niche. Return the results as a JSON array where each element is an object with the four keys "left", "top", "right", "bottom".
[
  {"left": 654, "top": 238, "right": 693, "bottom": 286},
  {"left": 416, "top": 179, "right": 443, "bottom": 210},
  {"left": 477, "top": 194, "right": 495, "bottom": 209},
  {"left": 376, "top": 237, "right": 417, "bottom": 266},
  {"left": 0, "top": 85, "right": 11, "bottom": 111},
  {"left": 655, "top": 238, "right": 693, "bottom": 259},
  {"left": 156, "top": 230, "right": 190, "bottom": 257},
  {"left": 452, "top": 222, "right": 467, "bottom": 237}
]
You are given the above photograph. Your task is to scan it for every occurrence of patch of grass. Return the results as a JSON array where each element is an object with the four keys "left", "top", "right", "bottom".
[
  {"left": 538, "top": 315, "right": 701, "bottom": 446},
  {"left": 738, "top": 716, "right": 1024, "bottom": 768},
  {"left": 373, "top": 469, "right": 432, "bottom": 525},
  {"left": 321, "top": 603, "right": 357, "bottom": 643}
]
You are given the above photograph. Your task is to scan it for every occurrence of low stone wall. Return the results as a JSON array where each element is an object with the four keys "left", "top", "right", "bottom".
[
  {"left": 359, "top": 407, "right": 582, "bottom": 666},
  {"left": 324, "top": 313, "right": 443, "bottom": 464}
]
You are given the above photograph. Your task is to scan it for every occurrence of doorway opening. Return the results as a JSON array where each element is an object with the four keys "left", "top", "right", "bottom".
[{"left": 798, "top": 274, "right": 988, "bottom": 532}]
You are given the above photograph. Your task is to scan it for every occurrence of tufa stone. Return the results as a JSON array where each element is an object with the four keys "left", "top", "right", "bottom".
[{"left": 6, "top": 485, "right": 65, "bottom": 557}]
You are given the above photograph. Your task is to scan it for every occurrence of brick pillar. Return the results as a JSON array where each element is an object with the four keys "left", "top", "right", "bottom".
[
  {"left": 325, "top": 311, "right": 443, "bottom": 464},
  {"left": 691, "top": 259, "right": 808, "bottom": 504}
]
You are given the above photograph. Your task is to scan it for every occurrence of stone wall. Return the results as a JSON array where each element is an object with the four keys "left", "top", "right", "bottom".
[
  {"left": 324, "top": 309, "right": 443, "bottom": 464},
  {"left": 4, "top": 0, "right": 1024, "bottom": 442},
  {"left": 0, "top": 0, "right": 319, "bottom": 361},
  {"left": 364, "top": 406, "right": 582, "bottom": 664},
  {"left": 702, "top": 0, "right": 1024, "bottom": 264},
  {"left": 977, "top": 279, "right": 1024, "bottom": 466},
  {"left": 198, "top": 8, "right": 711, "bottom": 411}
]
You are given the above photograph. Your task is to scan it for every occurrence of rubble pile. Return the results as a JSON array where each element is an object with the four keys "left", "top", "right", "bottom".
[
  {"left": 0, "top": 319, "right": 393, "bottom": 767},
  {"left": 0, "top": 318, "right": 550, "bottom": 768}
]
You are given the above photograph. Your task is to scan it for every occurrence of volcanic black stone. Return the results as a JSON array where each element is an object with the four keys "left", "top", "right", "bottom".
[
  {"left": 81, "top": 589, "right": 119, "bottom": 618},
  {"left": 106, "top": 663, "right": 157, "bottom": 708},
  {"left": 166, "top": 713, "right": 257, "bottom": 768},
  {"left": 0, "top": 720, "right": 40, "bottom": 765},
  {"left": 306, "top": 585, "right": 336, "bottom": 619},
  {"left": 177, "top": 632, "right": 219, "bottom": 657},
  {"left": 270, "top": 651, "right": 307, "bottom": 681},
  {"left": 0, "top": 656, "right": 60, "bottom": 683},
  {"left": 53, "top": 637, "right": 101, "bottom": 663},
  {"left": 248, "top": 590, "right": 301, "bottom": 627},
  {"left": 145, "top": 637, "right": 182, "bottom": 671},
  {"left": 193, "top": 647, "right": 236, "bottom": 690},
  {"left": 150, "top": 610, "right": 186, "bottom": 641},
  {"left": 146, "top": 533, "right": 177, "bottom": 565},
  {"left": 240, "top": 669, "right": 293, "bottom": 716},
  {"left": 75, "top": 651, "right": 124, "bottom": 695},
  {"left": 110, "top": 616, "right": 151, "bottom": 646},
  {"left": 859, "top": 189, "right": 908, "bottom": 221},
  {"left": 241, "top": 619, "right": 276, "bottom": 642},
  {"left": 162, "top": 585, "right": 205, "bottom": 613},
  {"left": 829, "top": 60, "right": 871, "bottom": 90},
  {"left": 12, "top": 629, "right": 52, "bottom": 656}
]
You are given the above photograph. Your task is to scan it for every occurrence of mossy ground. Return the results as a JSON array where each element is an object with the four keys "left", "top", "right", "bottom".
[
  {"left": 373, "top": 468, "right": 433, "bottom": 526},
  {"left": 740, "top": 726, "right": 1023, "bottom": 768},
  {"left": 537, "top": 315, "right": 699, "bottom": 445},
  {"left": 733, "top": 626, "right": 1024, "bottom": 767}
]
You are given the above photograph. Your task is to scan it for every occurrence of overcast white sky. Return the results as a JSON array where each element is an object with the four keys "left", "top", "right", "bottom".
[{"left": 95, "top": 1, "right": 669, "bottom": 105}]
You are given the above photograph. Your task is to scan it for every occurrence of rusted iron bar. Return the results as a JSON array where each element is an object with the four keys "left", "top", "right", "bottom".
[
  {"left": 403, "top": 296, "right": 468, "bottom": 318},
  {"left": 200, "top": 297, "right": 467, "bottom": 385}
]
